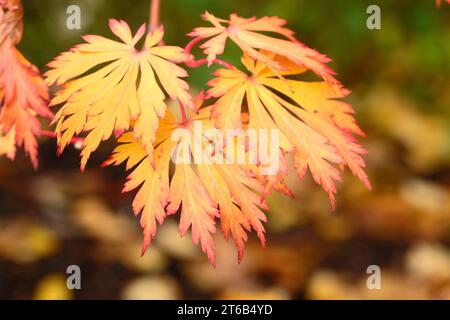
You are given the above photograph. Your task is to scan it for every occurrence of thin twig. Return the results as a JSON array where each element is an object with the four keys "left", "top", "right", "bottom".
[
  {"left": 184, "top": 37, "right": 203, "bottom": 56},
  {"left": 185, "top": 58, "right": 234, "bottom": 70},
  {"left": 149, "top": 0, "right": 161, "bottom": 32},
  {"left": 179, "top": 102, "right": 188, "bottom": 123},
  {"left": 40, "top": 130, "right": 83, "bottom": 147},
  {"left": 184, "top": 36, "right": 233, "bottom": 70}
]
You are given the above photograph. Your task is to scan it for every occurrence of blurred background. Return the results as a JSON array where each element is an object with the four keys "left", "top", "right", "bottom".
[{"left": 0, "top": 0, "right": 449, "bottom": 299}]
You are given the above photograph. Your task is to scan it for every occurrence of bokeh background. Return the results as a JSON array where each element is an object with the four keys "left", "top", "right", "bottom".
[{"left": 1, "top": 0, "right": 449, "bottom": 299}]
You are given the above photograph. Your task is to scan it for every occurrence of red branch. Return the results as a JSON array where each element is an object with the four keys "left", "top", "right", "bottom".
[
  {"left": 181, "top": 32, "right": 233, "bottom": 121},
  {"left": 179, "top": 102, "right": 188, "bottom": 123},
  {"left": 40, "top": 130, "right": 84, "bottom": 147},
  {"left": 184, "top": 37, "right": 234, "bottom": 70},
  {"left": 185, "top": 36, "right": 203, "bottom": 56},
  {"left": 185, "top": 58, "right": 234, "bottom": 69}
]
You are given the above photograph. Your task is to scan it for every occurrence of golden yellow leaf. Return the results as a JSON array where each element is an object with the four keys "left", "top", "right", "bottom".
[
  {"left": 207, "top": 54, "right": 370, "bottom": 206},
  {"left": 45, "top": 20, "right": 194, "bottom": 170},
  {"left": 104, "top": 107, "right": 268, "bottom": 265}
]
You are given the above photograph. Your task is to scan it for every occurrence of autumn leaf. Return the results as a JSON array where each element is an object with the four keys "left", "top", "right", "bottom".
[
  {"left": 189, "top": 12, "right": 341, "bottom": 90},
  {"left": 1, "top": 0, "right": 373, "bottom": 268},
  {"left": 0, "top": 0, "right": 51, "bottom": 169},
  {"left": 207, "top": 53, "right": 370, "bottom": 207},
  {"left": 0, "top": 0, "right": 22, "bottom": 46},
  {"left": 247, "top": 151, "right": 294, "bottom": 200},
  {"left": 104, "top": 107, "right": 268, "bottom": 265},
  {"left": 45, "top": 19, "right": 194, "bottom": 170}
]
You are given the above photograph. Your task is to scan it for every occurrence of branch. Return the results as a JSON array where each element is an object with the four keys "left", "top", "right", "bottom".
[
  {"left": 179, "top": 101, "right": 188, "bottom": 123},
  {"left": 149, "top": 0, "right": 161, "bottom": 32},
  {"left": 185, "top": 37, "right": 203, "bottom": 56},
  {"left": 184, "top": 37, "right": 234, "bottom": 70},
  {"left": 185, "top": 58, "right": 234, "bottom": 70},
  {"left": 40, "top": 130, "right": 84, "bottom": 148}
]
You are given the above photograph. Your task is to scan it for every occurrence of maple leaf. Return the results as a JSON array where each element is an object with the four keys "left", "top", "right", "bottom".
[
  {"left": 45, "top": 19, "right": 194, "bottom": 170},
  {"left": 207, "top": 53, "right": 370, "bottom": 207},
  {"left": 0, "top": 0, "right": 51, "bottom": 169},
  {"left": 0, "top": 0, "right": 22, "bottom": 46},
  {"left": 247, "top": 151, "right": 294, "bottom": 200},
  {"left": 104, "top": 107, "right": 268, "bottom": 265},
  {"left": 189, "top": 12, "right": 341, "bottom": 90}
]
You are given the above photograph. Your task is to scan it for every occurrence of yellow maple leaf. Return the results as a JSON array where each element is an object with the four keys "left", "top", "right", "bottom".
[
  {"left": 45, "top": 19, "right": 194, "bottom": 170},
  {"left": 104, "top": 107, "right": 268, "bottom": 265},
  {"left": 207, "top": 53, "right": 370, "bottom": 207}
]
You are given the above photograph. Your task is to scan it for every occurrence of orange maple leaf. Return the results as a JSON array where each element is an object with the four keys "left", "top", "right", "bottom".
[
  {"left": 0, "top": 0, "right": 51, "bottom": 169},
  {"left": 189, "top": 12, "right": 341, "bottom": 90},
  {"left": 45, "top": 19, "right": 194, "bottom": 170},
  {"left": 0, "top": 0, "right": 22, "bottom": 46},
  {"left": 207, "top": 53, "right": 370, "bottom": 207},
  {"left": 104, "top": 107, "right": 268, "bottom": 265},
  {"left": 38, "top": 7, "right": 370, "bottom": 265}
]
